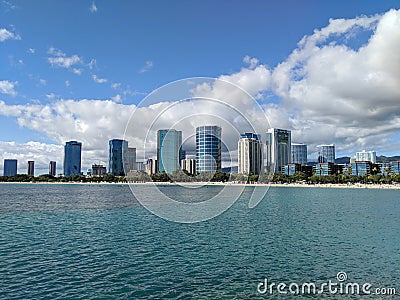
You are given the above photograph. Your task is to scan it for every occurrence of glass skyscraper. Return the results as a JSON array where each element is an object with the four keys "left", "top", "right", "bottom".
[
  {"left": 317, "top": 144, "right": 335, "bottom": 163},
  {"left": 157, "top": 129, "right": 182, "bottom": 174},
  {"left": 109, "top": 139, "right": 128, "bottom": 176},
  {"left": 28, "top": 161, "right": 35, "bottom": 176},
  {"left": 196, "top": 125, "right": 222, "bottom": 173},
  {"left": 64, "top": 141, "right": 82, "bottom": 177},
  {"left": 266, "top": 128, "right": 291, "bottom": 173},
  {"left": 291, "top": 143, "right": 307, "bottom": 165},
  {"left": 3, "top": 159, "right": 17, "bottom": 176}
]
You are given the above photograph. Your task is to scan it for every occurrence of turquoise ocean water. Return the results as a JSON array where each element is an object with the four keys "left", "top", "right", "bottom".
[{"left": 0, "top": 184, "right": 399, "bottom": 299}]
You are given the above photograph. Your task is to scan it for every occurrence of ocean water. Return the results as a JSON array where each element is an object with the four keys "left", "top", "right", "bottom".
[{"left": 0, "top": 184, "right": 399, "bottom": 299}]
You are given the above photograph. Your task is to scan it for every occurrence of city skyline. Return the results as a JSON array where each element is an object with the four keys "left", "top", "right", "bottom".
[{"left": 1, "top": 2, "right": 400, "bottom": 174}]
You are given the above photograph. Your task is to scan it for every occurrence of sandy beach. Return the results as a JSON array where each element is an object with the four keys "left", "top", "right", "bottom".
[{"left": 1, "top": 181, "right": 400, "bottom": 189}]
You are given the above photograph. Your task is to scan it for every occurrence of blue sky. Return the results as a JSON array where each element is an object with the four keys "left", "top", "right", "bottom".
[{"left": 1, "top": 0, "right": 400, "bottom": 174}]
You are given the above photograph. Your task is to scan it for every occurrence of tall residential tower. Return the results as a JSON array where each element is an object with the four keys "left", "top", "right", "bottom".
[
  {"left": 64, "top": 141, "right": 82, "bottom": 177},
  {"left": 266, "top": 128, "right": 291, "bottom": 173},
  {"left": 238, "top": 133, "right": 263, "bottom": 175},
  {"left": 196, "top": 125, "right": 222, "bottom": 173},
  {"left": 157, "top": 129, "right": 182, "bottom": 174},
  {"left": 109, "top": 139, "right": 128, "bottom": 176}
]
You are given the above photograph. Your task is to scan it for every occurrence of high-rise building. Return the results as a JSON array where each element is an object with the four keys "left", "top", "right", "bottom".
[
  {"left": 356, "top": 150, "right": 376, "bottom": 163},
  {"left": 181, "top": 158, "right": 196, "bottom": 175},
  {"left": 238, "top": 133, "right": 263, "bottom": 175},
  {"left": 291, "top": 143, "right": 307, "bottom": 165},
  {"left": 126, "top": 147, "right": 137, "bottom": 172},
  {"left": 136, "top": 161, "right": 145, "bottom": 172},
  {"left": 146, "top": 158, "right": 158, "bottom": 175},
  {"left": 317, "top": 144, "right": 335, "bottom": 163},
  {"left": 64, "top": 141, "right": 82, "bottom": 177},
  {"left": 109, "top": 139, "right": 128, "bottom": 176},
  {"left": 266, "top": 128, "right": 291, "bottom": 173},
  {"left": 392, "top": 161, "right": 400, "bottom": 175},
  {"left": 28, "top": 161, "right": 34, "bottom": 176},
  {"left": 157, "top": 129, "right": 182, "bottom": 174},
  {"left": 92, "top": 164, "right": 107, "bottom": 176},
  {"left": 196, "top": 125, "right": 222, "bottom": 173},
  {"left": 49, "top": 161, "right": 56, "bottom": 176},
  {"left": 3, "top": 159, "right": 17, "bottom": 176}
]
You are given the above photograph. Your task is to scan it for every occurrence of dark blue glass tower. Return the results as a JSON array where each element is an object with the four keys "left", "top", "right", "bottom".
[
  {"left": 3, "top": 159, "right": 17, "bottom": 176},
  {"left": 109, "top": 139, "right": 128, "bottom": 176},
  {"left": 64, "top": 141, "right": 82, "bottom": 177},
  {"left": 196, "top": 125, "right": 221, "bottom": 173}
]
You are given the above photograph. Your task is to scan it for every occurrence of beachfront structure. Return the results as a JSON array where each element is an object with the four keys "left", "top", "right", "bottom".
[
  {"left": 196, "top": 125, "right": 222, "bottom": 173},
  {"left": 157, "top": 129, "right": 182, "bottom": 174},
  {"left": 378, "top": 163, "right": 391, "bottom": 176},
  {"left": 49, "top": 161, "right": 56, "bottom": 176},
  {"left": 392, "top": 161, "right": 400, "bottom": 175},
  {"left": 315, "top": 162, "right": 343, "bottom": 176},
  {"left": 109, "top": 139, "right": 128, "bottom": 176},
  {"left": 27, "top": 161, "right": 34, "bottom": 176},
  {"left": 146, "top": 158, "right": 158, "bottom": 175},
  {"left": 181, "top": 158, "right": 196, "bottom": 175},
  {"left": 3, "top": 159, "right": 17, "bottom": 176},
  {"left": 317, "top": 144, "right": 335, "bottom": 163},
  {"left": 356, "top": 150, "right": 376, "bottom": 163},
  {"left": 291, "top": 143, "right": 307, "bottom": 165},
  {"left": 266, "top": 128, "right": 291, "bottom": 174},
  {"left": 92, "top": 164, "right": 107, "bottom": 176},
  {"left": 64, "top": 141, "right": 82, "bottom": 177},
  {"left": 283, "top": 164, "right": 313, "bottom": 176},
  {"left": 351, "top": 161, "right": 380, "bottom": 176},
  {"left": 238, "top": 133, "right": 263, "bottom": 175}
]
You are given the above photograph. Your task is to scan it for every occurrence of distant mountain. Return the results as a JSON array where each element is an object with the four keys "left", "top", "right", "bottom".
[
  {"left": 377, "top": 155, "right": 400, "bottom": 163},
  {"left": 335, "top": 157, "right": 350, "bottom": 164}
]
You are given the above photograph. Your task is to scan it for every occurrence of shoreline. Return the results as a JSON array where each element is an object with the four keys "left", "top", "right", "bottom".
[{"left": 1, "top": 181, "right": 399, "bottom": 189}]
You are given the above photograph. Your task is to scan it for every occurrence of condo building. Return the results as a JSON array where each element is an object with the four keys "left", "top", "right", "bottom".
[
  {"left": 238, "top": 133, "right": 263, "bottom": 175},
  {"left": 109, "top": 139, "right": 128, "bottom": 176},
  {"left": 157, "top": 129, "right": 182, "bottom": 174},
  {"left": 64, "top": 141, "right": 82, "bottom": 177},
  {"left": 196, "top": 125, "right": 222, "bottom": 173},
  {"left": 317, "top": 144, "right": 335, "bottom": 163},
  {"left": 266, "top": 128, "right": 291, "bottom": 173}
]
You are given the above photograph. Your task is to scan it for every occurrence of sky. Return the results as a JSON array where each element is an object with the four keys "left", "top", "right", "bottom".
[{"left": 1, "top": 0, "right": 400, "bottom": 175}]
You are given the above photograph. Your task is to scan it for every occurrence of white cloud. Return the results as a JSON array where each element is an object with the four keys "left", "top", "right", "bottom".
[
  {"left": 0, "top": 141, "right": 63, "bottom": 175},
  {"left": 47, "top": 47, "right": 83, "bottom": 74},
  {"left": 65, "top": 80, "right": 70, "bottom": 87},
  {"left": 111, "top": 94, "right": 121, "bottom": 102},
  {"left": 92, "top": 74, "right": 107, "bottom": 83},
  {"left": 268, "top": 8, "right": 400, "bottom": 155},
  {"left": 0, "top": 28, "right": 20, "bottom": 42},
  {"left": 39, "top": 79, "right": 46, "bottom": 86},
  {"left": 0, "top": 80, "right": 17, "bottom": 96},
  {"left": 88, "top": 58, "right": 97, "bottom": 70},
  {"left": 28, "top": 48, "right": 35, "bottom": 54},
  {"left": 89, "top": 1, "right": 97, "bottom": 13},
  {"left": 1, "top": 9, "right": 400, "bottom": 166},
  {"left": 139, "top": 60, "right": 153, "bottom": 73},
  {"left": 72, "top": 68, "right": 83, "bottom": 75},
  {"left": 111, "top": 82, "right": 121, "bottom": 90},
  {"left": 243, "top": 55, "right": 259, "bottom": 69}
]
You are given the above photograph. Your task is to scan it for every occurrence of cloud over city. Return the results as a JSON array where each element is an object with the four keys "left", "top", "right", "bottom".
[{"left": 1, "top": 9, "right": 400, "bottom": 172}]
